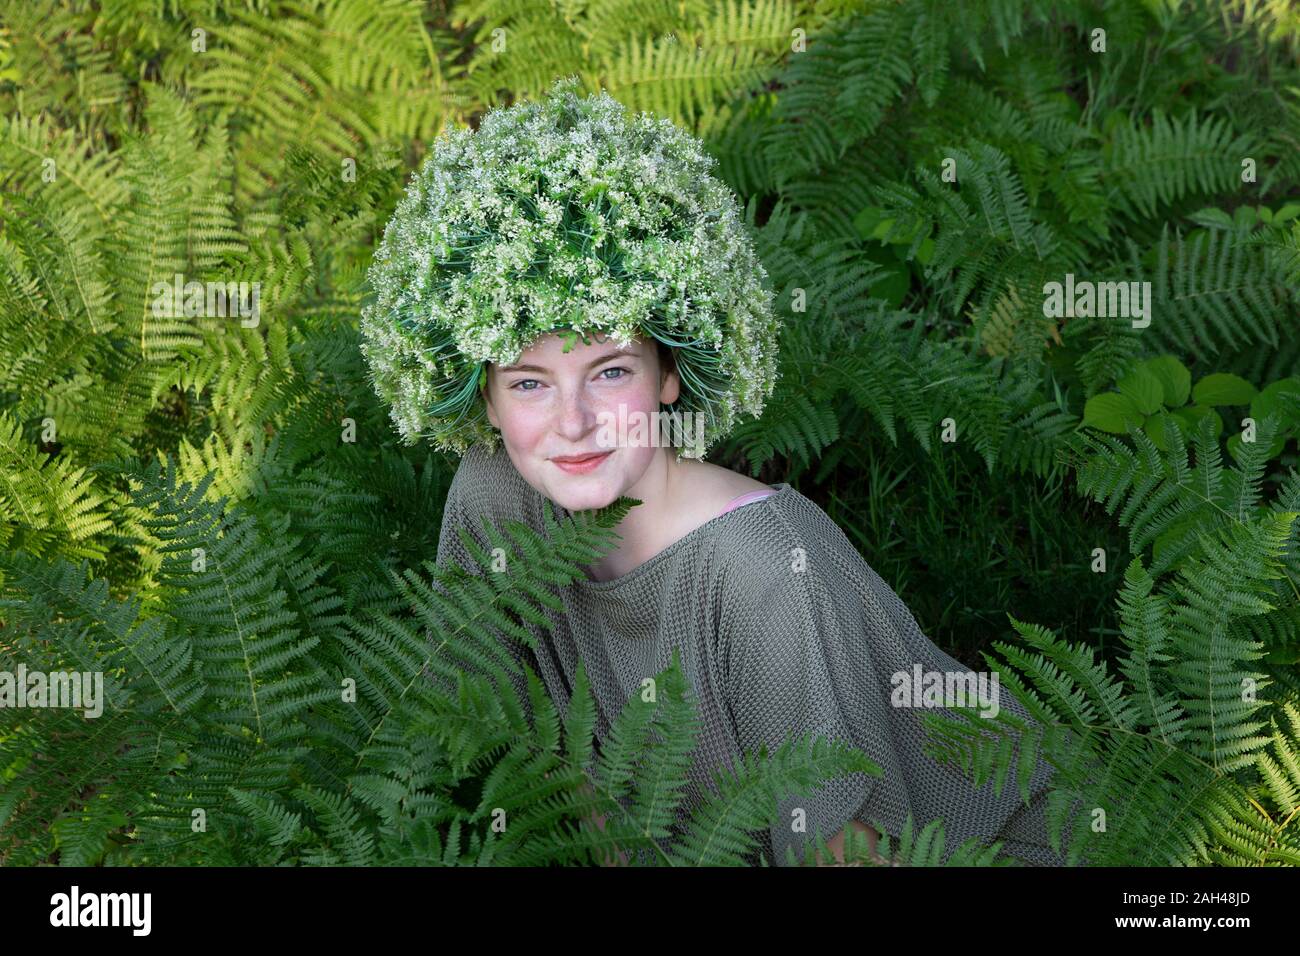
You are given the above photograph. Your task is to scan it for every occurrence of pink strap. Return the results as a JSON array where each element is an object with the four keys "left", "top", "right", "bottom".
[{"left": 719, "top": 488, "right": 777, "bottom": 516}]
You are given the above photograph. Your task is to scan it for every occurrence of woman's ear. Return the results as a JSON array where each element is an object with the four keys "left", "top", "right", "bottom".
[
  {"left": 482, "top": 367, "right": 499, "bottom": 429},
  {"left": 658, "top": 352, "right": 681, "bottom": 405}
]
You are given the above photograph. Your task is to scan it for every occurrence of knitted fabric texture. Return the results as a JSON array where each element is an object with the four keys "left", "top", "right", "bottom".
[{"left": 436, "top": 442, "right": 1069, "bottom": 867}]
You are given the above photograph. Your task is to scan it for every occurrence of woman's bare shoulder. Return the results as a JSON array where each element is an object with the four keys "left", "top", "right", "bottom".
[{"left": 678, "top": 459, "right": 772, "bottom": 510}]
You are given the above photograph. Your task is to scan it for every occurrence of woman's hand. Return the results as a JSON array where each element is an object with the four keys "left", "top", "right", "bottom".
[
  {"left": 814, "top": 820, "right": 899, "bottom": 867},
  {"left": 579, "top": 781, "right": 630, "bottom": 867},
  {"left": 544, "top": 770, "right": 630, "bottom": 866}
]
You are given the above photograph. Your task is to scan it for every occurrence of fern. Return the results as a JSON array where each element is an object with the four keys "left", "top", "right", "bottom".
[
  {"left": 451, "top": 0, "right": 817, "bottom": 136},
  {"left": 922, "top": 446, "right": 1300, "bottom": 865},
  {"left": 0, "top": 409, "right": 113, "bottom": 561},
  {"left": 767, "top": 8, "right": 913, "bottom": 179},
  {"left": 2, "top": 0, "right": 1297, "bottom": 871},
  {"left": 0, "top": 451, "right": 897, "bottom": 866},
  {"left": 1103, "top": 110, "right": 1253, "bottom": 222},
  {"left": 1062, "top": 411, "right": 1284, "bottom": 577},
  {"left": 1140, "top": 225, "right": 1290, "bottom": 363}
]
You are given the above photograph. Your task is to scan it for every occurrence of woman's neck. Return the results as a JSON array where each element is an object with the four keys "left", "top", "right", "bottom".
[
  {"left": 583, "top": 449, "right": 768, "bottom": 582},
  {"left": 584, "top": 448, "right": 682, "bottom": 581}
]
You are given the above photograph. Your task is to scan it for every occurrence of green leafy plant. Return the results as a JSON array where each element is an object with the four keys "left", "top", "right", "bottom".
[
  {"left": 2, "top": 456, "right": 984, "bottom": 867},
  {"left": 3, "top": 0, "right": 1300, "bottom": 869},
  {"left": 1083, "top": 355, "right": 1300, "bottom": 462},
  {"left": 922, "top": 416, "right": 1300, "bottom": 865}
]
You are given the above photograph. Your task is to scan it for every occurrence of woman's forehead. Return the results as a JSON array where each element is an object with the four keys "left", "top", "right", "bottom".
[{"left": 506, "top": 332, "right": 648, "bottom": 364}]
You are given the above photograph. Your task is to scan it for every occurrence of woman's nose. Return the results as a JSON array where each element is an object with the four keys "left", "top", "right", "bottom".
[{"left": 554, "top": 384, "right": 598, "bottom": 439}]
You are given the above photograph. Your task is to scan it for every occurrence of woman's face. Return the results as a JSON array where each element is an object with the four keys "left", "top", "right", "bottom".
[{"left": 483, "top": 332, "right": 680, "bottom": 511}]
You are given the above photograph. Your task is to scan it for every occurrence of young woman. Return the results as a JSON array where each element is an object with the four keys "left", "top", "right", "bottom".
[
  {"left": 434, "top": 327, "right": 1067, "bottom": 868},
  {"left": 362, "top": 77, "right": 1068, "bottom": 867}
]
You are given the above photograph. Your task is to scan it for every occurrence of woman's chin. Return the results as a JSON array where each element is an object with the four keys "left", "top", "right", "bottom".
[{"left": 543, "top": 476, "right": 623, "bottom": 513}]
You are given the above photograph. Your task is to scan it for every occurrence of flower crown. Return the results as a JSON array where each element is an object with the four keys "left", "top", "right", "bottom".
[{"left": 359, "top": 75, "right": 780, "bottom": 458}]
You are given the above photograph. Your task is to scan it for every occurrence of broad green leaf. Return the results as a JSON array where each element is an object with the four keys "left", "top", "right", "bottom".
[
  {"left": 871, "top": 217, "right": 897, "bottom": 240},
  {"left": 1144, "top": 411, "right": 1177, "bottom": 451},
  {"left": 1251, "top": 377, "right": 1300, "bottom": 429},
  {"left": 1083, "top": 392, "right": 1144, "bottom": 433},
  {"left": 1142, "top": 355, "right": 1191, "bottom": 408},
  {"left": 1117, "top": 366, "right": 1165, "bottom": 414},
  {"left": 853, "top": 205, "right": 886, "bottom": 239},
  {"left": 1275, "top": 203, "right": 1300, "bottom": 223},
  {"left": 1171, "top": 404, "right": 1224, "bottom": 437},
  {"left": 1192, "top": 372, "right": 1257, "bottom": 406}
]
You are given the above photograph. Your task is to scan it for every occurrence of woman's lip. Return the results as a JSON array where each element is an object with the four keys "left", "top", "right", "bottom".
[{"left": 551, "top": 450, "right": 613, "bottom": 472}]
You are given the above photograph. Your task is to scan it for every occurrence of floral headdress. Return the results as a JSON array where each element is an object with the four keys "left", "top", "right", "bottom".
[{"left": 359, "top": 75, "right": 780, "bottom": 459}]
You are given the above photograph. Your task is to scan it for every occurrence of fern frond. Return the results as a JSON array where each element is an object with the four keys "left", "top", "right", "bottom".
[
  {"left": 1143, "top": 225, "right": 1289, "bottom": 362},
  {"left": 1104, "top": 110, "right": 1251, "bottom": 220},
  {"left": 919, "top": 492, "right": 1300, "bottom": 864},
  {"left": 0, "top": 409, "right": 113, "bottom": 560}
]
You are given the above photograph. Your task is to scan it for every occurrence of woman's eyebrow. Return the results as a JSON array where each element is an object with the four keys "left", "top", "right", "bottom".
[{"left": 498, "top": 350, "right": 639, "bottom": 374}]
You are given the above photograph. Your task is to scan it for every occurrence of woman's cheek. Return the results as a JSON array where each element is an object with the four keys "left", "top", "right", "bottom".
[
  {"left": 502, "top": 395, "right": 552, "bottom": 449},
  {"left": 621, "top": 377, "right": 662, "bottom": 415},
  {"left": 597, "top": 396, "right": 646, "bottom": 442}
]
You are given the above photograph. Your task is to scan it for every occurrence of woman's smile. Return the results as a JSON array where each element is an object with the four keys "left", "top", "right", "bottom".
[
  {"left": 550, "top": 449, "right": 614, "bottom": 474},
  {"left": 481, "top": 331, "right": 681, "bottom": 513}
]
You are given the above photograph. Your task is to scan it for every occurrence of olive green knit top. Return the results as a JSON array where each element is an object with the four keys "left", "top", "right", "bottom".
[{"left": 436, "top": 441, "right": 1067, "bottom": 867}]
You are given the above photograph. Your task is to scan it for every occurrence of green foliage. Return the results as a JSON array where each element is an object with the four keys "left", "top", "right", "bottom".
[
  {"left": 1064, "top": 412, "right": 1287, "bottom": 578},
  {"left": 0, "top": 459, "right": 886, "bottom": 866},
  {"left": 1083, "top": 353, "right": 1300, "bottom": 461},
  {"left": 2, "top": 0, "right": 1299, "bottom": 867},
  {"left": 450, "top": 0, "right": 841, "bottom": 136},
  {"left": 923, "top": 425, "right": 1300, "bottom": 865}
]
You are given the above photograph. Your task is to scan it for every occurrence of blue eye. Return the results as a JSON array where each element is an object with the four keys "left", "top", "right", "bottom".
[{"left": 508, "top": 368, "right": 628, "bottom": 391}]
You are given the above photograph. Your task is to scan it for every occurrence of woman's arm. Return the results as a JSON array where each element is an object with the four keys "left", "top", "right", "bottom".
[
  {"left": 723, "top": 550, "right": 907, "bottom": 867},
  {"left": 813, "top": 820, "right": 895, "bottom": 866}
]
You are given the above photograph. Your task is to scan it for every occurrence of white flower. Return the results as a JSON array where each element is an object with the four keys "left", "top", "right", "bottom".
[{"left": 360, "top": 75, "right": 779, "bottom": 457}]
